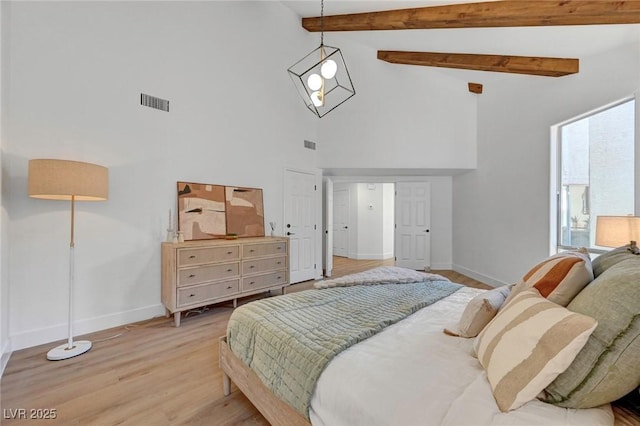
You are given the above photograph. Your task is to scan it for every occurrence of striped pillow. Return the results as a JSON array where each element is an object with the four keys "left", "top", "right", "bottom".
[
  {"left": 505, "top": 251, "right": 593, "bottom": 307},
  {"left": 474, "top": 289, "right": 597, "bottom": 412}
]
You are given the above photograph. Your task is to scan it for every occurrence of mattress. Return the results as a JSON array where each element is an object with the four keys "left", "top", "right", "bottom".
[{"left": 309, "top": 287, "right": 614, "bottom": 426}]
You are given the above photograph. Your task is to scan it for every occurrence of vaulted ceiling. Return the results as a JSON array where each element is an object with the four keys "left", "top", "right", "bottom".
[{"left": 282, "top": 1, "right": 640, "bottom": 88}]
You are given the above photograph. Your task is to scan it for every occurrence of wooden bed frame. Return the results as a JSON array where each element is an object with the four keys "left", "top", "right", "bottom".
[{"left": 219, "top": 336, "right": 310, "bottom": 426}]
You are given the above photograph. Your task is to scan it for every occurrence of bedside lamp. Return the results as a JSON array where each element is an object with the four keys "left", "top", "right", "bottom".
[
  {"left": 28, "top": 159, "right": 109, "bottom": 360},
  {"left": 595, "top": 216, "right": 640, "bottom": 255}
]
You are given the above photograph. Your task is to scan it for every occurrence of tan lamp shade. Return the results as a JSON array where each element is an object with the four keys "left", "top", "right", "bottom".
[
  {"left": 28, "top": 159, "right": 108, "bottom": 201},
  {"left": 595, "top": 216, "right": 640, "bottom": 248}
]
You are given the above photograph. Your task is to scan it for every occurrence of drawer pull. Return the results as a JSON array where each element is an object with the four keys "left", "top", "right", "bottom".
[
  {"left": 249, "top": 249, "right": 255, "bottom": 253},
  {"left": 276, "top": 261, "right": 282, "bottom": 265},
  {"left": 277, "top": 246, "right": 282, "bottom": 250},
  {"left": 277, "top": 276, "right": 282, "bottom": 280},
  {"left": 249, "top": 265, "right": 255, "bottom": 269},
  {"left": 227, "top": 251, "right": 233, "bottom": 255},
  {"left": 226, "top": 268, "right": 233, "bottom": 272},
  {"left": 189, "top": 255, "right": 196, "bottom": 259},
  {"left": 226, "top": 286, "right": 233, "bottom": 289},
  {"left": 249, "top": 281, "right": 255, "bottom": 285},
  {"left": 189, "top": 274, "right": 196, "bottom": 278},
  {"left": 189, "top": 293, "right": 195, "bottom": 297}
]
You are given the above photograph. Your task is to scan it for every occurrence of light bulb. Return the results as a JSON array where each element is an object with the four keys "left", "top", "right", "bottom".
[
  {"left": 310, "top": 91, "right": 323, "bottom": 107},
  {"left": 321, "top": 60, "right": 337, "bottom": 79},
  {"left": 307, "top": 73, "right": 323, "bottom": 91}
]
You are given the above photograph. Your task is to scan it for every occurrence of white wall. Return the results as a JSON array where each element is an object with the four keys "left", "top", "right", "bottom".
[
  {"left": 453, "top": 41, "right": 640, "bottom": 287},
  {"left": 316, "top": 38, "right": 477, "bottom": 173},
  {"left": 355, "top": 183, "right": 381, "bottom": 259},
  {"left": 3, "top": 1, "right": 319, "bottom": 350},
  {"left": 352, "top": 183, "right": 394, "bottom": 260}
]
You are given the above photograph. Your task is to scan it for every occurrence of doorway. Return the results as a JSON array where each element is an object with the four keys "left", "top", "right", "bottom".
[
  {"left": 324, "top": 181, "right": 432, "bottom": 273},
  {"left": 330, "top": 182, "right": 395, "bottom": 261}
]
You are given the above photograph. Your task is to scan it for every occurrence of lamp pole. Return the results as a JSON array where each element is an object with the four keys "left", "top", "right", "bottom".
[{"left": 67, "top": 194, "right": 75, "bottom": 351}]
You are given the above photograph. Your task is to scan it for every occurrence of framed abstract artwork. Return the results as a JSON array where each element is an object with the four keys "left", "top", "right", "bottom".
[
  {"left": 177, "top": 182, "right": 226, "bottom": 241},
  {"left": 225, "top": 186, "right": 265, "bottom": 238},
  {"left": 177, "top": 182, "right": 265, "bottom": 241}
]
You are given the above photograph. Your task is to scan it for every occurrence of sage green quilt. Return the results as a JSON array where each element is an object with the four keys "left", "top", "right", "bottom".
[{"left": 227, "top": 280, "right": 462, "bottom": 419}]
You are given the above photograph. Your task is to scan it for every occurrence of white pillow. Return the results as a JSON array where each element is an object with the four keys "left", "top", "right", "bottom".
[
  {"left": 444, "top": 286, "right": 511, "bottom": 338},
  {"left": 473, "top": 289, "right": 597, "bottom": 412}
]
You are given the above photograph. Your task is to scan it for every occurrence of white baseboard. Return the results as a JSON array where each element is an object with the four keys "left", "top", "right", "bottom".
[
  {"left": 452, "top": 264, "right": 508, "bottom": 288},
  {"left": 10, "top": 304, "right": 166, "bottom": 352},
  {"left": 1, "top": 339, "right": 11, "bottom": 377},
  {"left": 430, "top": 263, "right": 453, "bottom": 271},
  {"left": 352, "top": 253, "right": 390, "bottom": 260}
]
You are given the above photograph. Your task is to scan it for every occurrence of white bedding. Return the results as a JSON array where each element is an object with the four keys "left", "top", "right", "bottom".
[{"left": 309, "top": 287, "right": 614, "bottom": 426}]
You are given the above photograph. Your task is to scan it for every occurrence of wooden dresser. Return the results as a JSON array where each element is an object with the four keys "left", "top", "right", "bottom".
[{"left": 161, "top": 236, "right": 289, "bottom": 326}]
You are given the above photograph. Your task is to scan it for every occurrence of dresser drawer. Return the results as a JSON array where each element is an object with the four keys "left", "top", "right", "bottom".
[
  {"left": 177, "top": 246, "right": 240, "bottom": 267},
  {"left": 242, "top": 256, "right": 287, "bottom": 275},
  {"left": 242, "top": 271, "right": 287, "bottom": 292},
  {"left": 243, "top": 242, "right": 287, "bottom": 259},
  {"left": 177, "top": 279, "right": 239, "bottom": 307},
  {"left": 177, "top": 262, "right": 239, "bottom": 287}
]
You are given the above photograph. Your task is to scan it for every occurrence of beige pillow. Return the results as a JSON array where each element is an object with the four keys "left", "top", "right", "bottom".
[
  {"left": 504, "top": 250, "right": 593, "bottom": 307},
  {"left": 444, "top": 286, "right": 511, "bottom": 338},
  {"left": 474, "top": 289, "right": 597, "bottom": 412}
]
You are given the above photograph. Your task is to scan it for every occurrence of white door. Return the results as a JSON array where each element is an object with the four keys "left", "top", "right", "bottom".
[
  {"left": 323, "top": 177, "right": 334, "bottom": 277},
  {"left": 284, "top": 169, "right": 316, "bottom": 283},
  {"left": 395, "top": 182, "right": 431, "bottom": 270},
  {"left": 333, "top": 188, "right": 349, "bottom": 257}
]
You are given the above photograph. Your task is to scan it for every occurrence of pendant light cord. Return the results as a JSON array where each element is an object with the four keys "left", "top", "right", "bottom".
[{"left": 320, "top": 0, "right": 325, "bottom": 46}]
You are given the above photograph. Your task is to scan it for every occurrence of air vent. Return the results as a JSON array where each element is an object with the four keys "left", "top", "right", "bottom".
[
  {"left": 304, "top": 140, "right": 316, "bottom": 150},
  {"left": 140, "top": 93, "right": 169, "bottom": 112}
]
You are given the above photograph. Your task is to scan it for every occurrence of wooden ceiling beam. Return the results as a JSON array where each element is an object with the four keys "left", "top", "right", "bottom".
[
  {"left": 377, "top": 51, "right": 579, "bottom": 77},
  {"left": 302, "top": 1, "right": 640, "bottom": 32}
]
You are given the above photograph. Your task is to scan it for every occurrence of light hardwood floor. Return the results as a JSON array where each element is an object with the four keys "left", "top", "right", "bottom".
[{"left": 1, "top": 258, "right": 636, "bottom": 425}]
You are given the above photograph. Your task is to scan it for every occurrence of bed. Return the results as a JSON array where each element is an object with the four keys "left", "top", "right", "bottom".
[{"left": 220, "top": 251, "right": 640, "bottom": 426}]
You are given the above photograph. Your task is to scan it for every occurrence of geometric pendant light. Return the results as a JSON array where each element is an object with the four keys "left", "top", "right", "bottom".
[{"left": 288, "top": 0, "right": 355, "bottom": 118}]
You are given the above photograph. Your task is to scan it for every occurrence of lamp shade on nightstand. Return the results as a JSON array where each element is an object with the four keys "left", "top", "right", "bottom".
[
  {"left": 596, "top": 216, "right": 640, "bottom": 254},
  {"left": 595, "top": 216, "right": 640, "bottom": 248}
]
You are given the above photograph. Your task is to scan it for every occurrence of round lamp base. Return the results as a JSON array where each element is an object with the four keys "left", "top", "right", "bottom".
[{"left": 47, "top": 340, "right": 92, "bottom": 361}]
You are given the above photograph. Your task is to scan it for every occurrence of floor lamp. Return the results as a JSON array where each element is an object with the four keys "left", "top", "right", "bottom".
[{"left": 28, "top": 159, "right": 109, "bottom": 361}]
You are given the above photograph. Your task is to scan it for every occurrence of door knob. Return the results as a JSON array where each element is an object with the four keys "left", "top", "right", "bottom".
[
  {"left": 343, "top": 226, "right": 348, "bottom": 229},
  {"left": 286, "top": 224, "right": 291, "bottom": 228},
  {"left": 424, "top": 229, "right": 430, "bottom": 232},
  {"left": 287, "top": 232, "right": 296, "bottom": 236}
]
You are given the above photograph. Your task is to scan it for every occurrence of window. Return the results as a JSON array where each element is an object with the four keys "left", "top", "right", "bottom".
[{"left": 552, "top": 97, "right": 635, "bottom": 253}]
